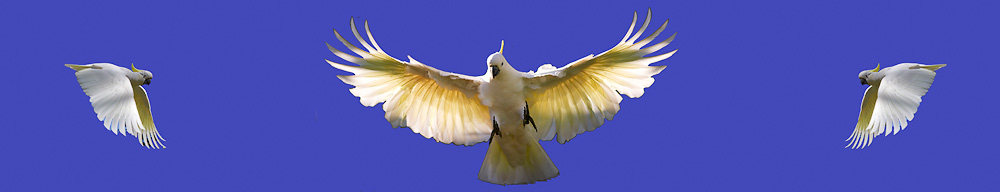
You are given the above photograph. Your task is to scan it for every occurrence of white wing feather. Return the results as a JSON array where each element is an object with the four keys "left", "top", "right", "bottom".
[
  {"left": 68, "top": 63, "right": 165, "bottom": 148},
  {"left": 847, "top": 63, "right": 944, "bottom": 149},
  {"left": 523, "top": 9, "right": 675, "bottom": 143},
  {"left": 326, "top": 18, "right": 492, "bottom": 146}
]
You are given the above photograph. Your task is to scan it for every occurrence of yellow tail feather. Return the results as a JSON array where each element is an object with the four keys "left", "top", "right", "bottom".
[
  {"left": 478, "top": 135, "right": 559, "bottom": 185},
  {"left": 920, "top": 64, "right": 947, "bottom": 71},
  {"left": 64, "top": 64, "right": 92, "bottom": 71}
]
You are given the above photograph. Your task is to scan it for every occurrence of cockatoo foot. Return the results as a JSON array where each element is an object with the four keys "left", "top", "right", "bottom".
[
  {"left": 523, "top": 101, "right": 537, "bottom": 132},
  {"left": 489, "top": 116, "right": 502, "bottom": 144}
]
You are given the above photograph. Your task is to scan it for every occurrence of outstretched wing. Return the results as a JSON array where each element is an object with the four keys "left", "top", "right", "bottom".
[
  {"left": 847, "top": 63, "right": 945, "bottom": 149},
  {"left": 523, "top": 9, "right": 675, "bottom": 143},
  {"left": 847, "top": 85, "right": 880, "bottom": 149},
  {"left": 132, "top": 86, "right": 165, "bottom": 148},
  {"left": 326, "top": 18, "right": 492, "bottom": 146},
  {"left": 67, "top": 63, "right": 164, "bottom": 148}
]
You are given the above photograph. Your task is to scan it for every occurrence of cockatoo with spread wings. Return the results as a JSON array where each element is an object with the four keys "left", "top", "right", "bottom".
[
  {"left": 847, "top": 63, "right": 946, "bottom": 149},
  {"left": 66, "top": 63, "right": 166, "bottom": 149},
  {"left": 325, "top": 9, "right": 675, "bottom": 185}
]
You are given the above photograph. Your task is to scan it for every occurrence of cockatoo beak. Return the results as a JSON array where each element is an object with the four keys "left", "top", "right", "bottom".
[
  {"left": 143, "top": 79, "right": 151, "bottom": 85},
  {"left": 491, "top": 65, "right": 500, "bottom": 77},
  {"left": 860, "top": 78, "right": 868, "bottom": 85}
]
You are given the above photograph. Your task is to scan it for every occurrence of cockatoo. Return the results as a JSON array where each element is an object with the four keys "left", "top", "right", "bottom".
[
  {"left": 847, "top": 63, "right": 946, "bottom": 149},
  {"left": 66, "top": 63, "right": 166, "bottom": 149},
  {"left": 325, "top": 9, "right": 675, "bottom": 185}
]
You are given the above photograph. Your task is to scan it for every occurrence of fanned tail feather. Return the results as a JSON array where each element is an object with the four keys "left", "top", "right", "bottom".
[{"left": 478, "top": 136, "right": 559, "bottom": 185}]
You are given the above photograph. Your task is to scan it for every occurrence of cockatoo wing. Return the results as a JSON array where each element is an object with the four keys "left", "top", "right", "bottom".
[
  {"left": 132, "top": 86, "right": 165, "bottom": 148},
  {"left": 326, "top": 18, "right": 492, "bottom": 146},
  {"left": 523, "top": 9, "right": 674, "bottom": 143},
  {"left": 847, "top": 63, "right": 945, "bottom": 149},
  {"left": 847, "top": 86, "right": 879, "bottom": 149},
  {"left": 67, "top": 63, "right": 165, "bottom": 148}
]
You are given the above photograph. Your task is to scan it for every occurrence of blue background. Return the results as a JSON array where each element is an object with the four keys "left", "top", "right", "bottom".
[{"left": 1, "top": 0, "right": 997, "bottom": 191}]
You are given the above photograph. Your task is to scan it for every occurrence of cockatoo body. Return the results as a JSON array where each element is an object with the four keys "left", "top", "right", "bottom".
[
  {"left": 847, "top": 63, "right": 946, "bottom": 149},
  {"left": 476, "top": 52, "right": 559, "bottom": 184},
  {"left": 66, "top": 63, "right": 166, "bottom": 149},
  {"left": 326, "top": 9, "right": 675, "bottom": 184}
]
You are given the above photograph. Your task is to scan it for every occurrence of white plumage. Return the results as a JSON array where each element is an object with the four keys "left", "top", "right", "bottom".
[
  {"left": 67, "top": 63, "right": 165, "bottom": 149},
  {"left": 326, "top": 9, "right": 674, "bottom": 184},
  {"left": 847, "top": 63, "right": 946, "bottom": 149}
]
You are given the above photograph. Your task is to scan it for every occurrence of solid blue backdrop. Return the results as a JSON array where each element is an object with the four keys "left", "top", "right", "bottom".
[{"left": 1, "top": 0, "right": 997, "bottom": 191}]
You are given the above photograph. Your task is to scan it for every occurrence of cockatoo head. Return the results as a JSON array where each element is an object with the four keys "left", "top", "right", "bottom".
[
  {"left": 487, "top": 40, "right": 515, "bottom": 79},
  {"left": 130, "top": 63, "right": 154, "bottom": 85},
  {"left": 858, "top": 63, "right": 880, "bottom": 85}
]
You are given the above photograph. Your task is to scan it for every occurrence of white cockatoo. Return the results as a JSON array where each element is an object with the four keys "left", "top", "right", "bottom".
[
  {"left": 66, "top": 63, "right": 166, "bottom": 149},
  {"left": 847, "top": 63, "right": 946, "bottom": 149},
  {"left": 325, "top": 9, "right": 675, "bottom": 185}
]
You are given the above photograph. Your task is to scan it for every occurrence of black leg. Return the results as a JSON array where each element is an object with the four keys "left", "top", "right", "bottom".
[
  {"left": 523, "top": 101, "right": 537, "bottom": 132},
  {"left": 489, "top": 116, "right": 502, "bottom": 144}
]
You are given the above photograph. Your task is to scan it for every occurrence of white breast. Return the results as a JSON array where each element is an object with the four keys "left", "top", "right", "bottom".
[{"left": 480, "top": 75, "right": 527, "bottom": 125}]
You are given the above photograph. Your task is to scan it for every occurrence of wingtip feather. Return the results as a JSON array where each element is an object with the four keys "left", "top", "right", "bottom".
[
  {"left": 333, "top": 28, "right": 373, "bottom": 58},
  {"left": 617, "top": 11, "right": 639, "bottom": 46},
  {"left": 326, "top": 59, "right": 366, "bottom": 74},
  {"left": 364, "top": 20, "right": 386, "bottom": 53},
  {"left": 349, "top": 17, "right": 376, "bottom": 53},
  {"left": 625, "top": 9, "right": 653, "bottom": 45},
  {"left": 634, "top": 19, "right": 670, "bottom": 48}
]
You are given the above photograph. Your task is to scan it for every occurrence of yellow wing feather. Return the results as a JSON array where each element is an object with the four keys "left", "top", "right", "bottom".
[
  {"left": 524, "top": 9, "right": 675, "bottom": 143},
  {"left": 132, "top": 86, "right": 165, "bottom": 149},
  {"left": 326, "top": 18, "right": 492, "bottom": 146}
]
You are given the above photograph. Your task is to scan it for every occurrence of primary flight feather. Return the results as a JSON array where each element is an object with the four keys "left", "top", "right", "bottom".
[
  {"left": 325, "top": 9, "right": 675, "bottom": 185},
  {"left": 66, "top": 63, "right": 165, "bottom": 149},
  {"left": 847, "top": 63, "right": 946, "bottom": 149}
]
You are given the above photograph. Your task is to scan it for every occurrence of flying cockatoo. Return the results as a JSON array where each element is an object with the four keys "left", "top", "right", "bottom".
[
  {"left": 847, "top": 63, "right": 946, "bottom": 149},
  {"left": 325, "top": 9, "right": 675, "bottom": 185},
  {"left": 66, "top": 63, "right": 166, "bottom": 149}
]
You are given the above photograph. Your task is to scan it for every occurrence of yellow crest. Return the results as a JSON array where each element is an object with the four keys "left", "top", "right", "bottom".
[
  {"left": 499, "top": 40, "right": 504, "bottom": 54},
  {"left": 871, "top": 63, "right": 880, "bottom": 72},
  {"left": 131, "top": 63, "right": 140, "bottom": 72}
]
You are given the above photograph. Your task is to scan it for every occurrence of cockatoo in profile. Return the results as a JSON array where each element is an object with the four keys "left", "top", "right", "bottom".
[
  {"left": 325, "top": 9, "right": 675, "bottom": 185},
  {"left": 66, "top": 63, "right": 166, "bottom": 149},
  {"left": 847, "top": 63, "right": 946, "bottom": 149}
]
